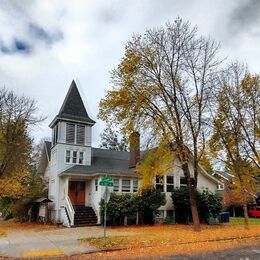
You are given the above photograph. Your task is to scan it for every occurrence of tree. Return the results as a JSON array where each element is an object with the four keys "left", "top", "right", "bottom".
[
  {"left": 210, "top": 63, "right": 260, "bottom": 229},
  {"left": 0, "top": 87, "right": 44, "bottom": 199},
  {"left": 99, "top": 18, "right": 222, "bottom": 231},
  {"left": 100, "top": 124, "right": 128, "bottom": 151}
]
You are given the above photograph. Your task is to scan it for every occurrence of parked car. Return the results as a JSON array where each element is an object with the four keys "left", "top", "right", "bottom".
[{"left": 248, "top": 205, "right": 260, "bottom": 218}]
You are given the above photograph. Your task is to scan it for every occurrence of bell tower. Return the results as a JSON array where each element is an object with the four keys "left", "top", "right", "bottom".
[{"left": 49, "top": 80, "right": 95, "bottom": 172}]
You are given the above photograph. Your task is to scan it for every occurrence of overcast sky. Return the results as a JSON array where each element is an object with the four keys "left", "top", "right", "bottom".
[{"left": 0, "top": 0, "right": 259, "bottom": 146}]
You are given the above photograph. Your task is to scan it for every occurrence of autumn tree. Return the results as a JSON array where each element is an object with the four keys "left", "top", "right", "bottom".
[
  {"left": 210, "top": 63, "right": 260, "bottom": 229},
  {"left": 100, "top": 124, "right": 128, "bottom": 151},
  {"left": 0, "top": 88, "right": 44, "bottom": 199},
  {"left": 99, "top": 18, "right": 222, "bottom": 231}
]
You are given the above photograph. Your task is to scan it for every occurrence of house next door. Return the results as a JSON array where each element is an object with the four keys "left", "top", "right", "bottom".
[{"left": 69, "top": 181, "right": 85, "bottom": 205}]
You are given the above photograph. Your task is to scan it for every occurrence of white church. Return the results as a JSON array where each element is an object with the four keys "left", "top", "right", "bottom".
[{"left": 38, "top": 81, "right": 223, "bottom": 227}]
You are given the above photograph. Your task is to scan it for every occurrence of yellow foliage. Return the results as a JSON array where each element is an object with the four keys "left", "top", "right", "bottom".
[
  {"left": 137, "top": 140, "right": 174, "bottom": 189},
  {"left": 0, "top": 169, "right": 29, "bottom": 199}
]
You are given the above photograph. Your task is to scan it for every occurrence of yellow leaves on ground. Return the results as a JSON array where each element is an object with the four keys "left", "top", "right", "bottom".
[
  {"left": 83, "top": 224, "right": 260, "bottom": 258},
  {"left": 0, "top": 228, "right": 6, "bottom": 237}
]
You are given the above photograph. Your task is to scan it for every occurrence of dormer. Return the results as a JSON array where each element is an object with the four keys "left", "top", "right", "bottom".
[{"left": 49, "top": 80, "right": 95, "bottom": 167}]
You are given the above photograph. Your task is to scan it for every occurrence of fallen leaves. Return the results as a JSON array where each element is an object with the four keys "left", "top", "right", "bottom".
[{"left": 82, "top": 224, "right": 260, "bottom": 258}]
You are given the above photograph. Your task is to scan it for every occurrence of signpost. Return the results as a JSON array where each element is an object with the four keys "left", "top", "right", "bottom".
[{"left": 99, "top": 176, "right": 113, "bottom": 240}]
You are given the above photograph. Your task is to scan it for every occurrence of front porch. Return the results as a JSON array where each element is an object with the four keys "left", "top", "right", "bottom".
[{"left": 59, "top": 176, "right": 98, "bottom": 227}]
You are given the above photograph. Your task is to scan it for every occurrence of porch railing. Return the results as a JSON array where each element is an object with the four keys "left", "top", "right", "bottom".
[{"left": 65, "top": 196, "right": 75, "bottom": 226}]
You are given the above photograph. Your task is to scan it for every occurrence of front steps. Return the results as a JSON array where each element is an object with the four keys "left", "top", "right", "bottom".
[{"left": 73, "top": 205, "right": 98, "bottom": 227}]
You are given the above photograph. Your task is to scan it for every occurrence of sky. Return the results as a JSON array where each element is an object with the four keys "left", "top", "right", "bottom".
[{"left": 0, "top": 0, "right": 259, "bottom": 147}]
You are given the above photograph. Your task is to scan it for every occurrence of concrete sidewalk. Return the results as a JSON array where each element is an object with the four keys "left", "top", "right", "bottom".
[{"left": 0, "top": 226, "right": 132, "bottom": 258}]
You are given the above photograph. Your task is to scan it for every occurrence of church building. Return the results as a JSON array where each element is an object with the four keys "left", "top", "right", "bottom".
[{"left": 38, "top": 80, "right": 222, "bottom": 227}]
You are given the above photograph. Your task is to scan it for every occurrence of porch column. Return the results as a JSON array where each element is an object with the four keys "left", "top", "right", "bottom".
[{"left": 64, "top": 177, "right": 69, "bottom": 200}]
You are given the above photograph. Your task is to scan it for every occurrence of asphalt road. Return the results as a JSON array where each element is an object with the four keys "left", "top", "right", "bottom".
[{"left": 162, "top": 244, "right": 260, "bottom": 260}]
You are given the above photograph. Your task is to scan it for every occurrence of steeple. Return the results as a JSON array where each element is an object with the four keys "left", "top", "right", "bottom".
[{"left": 50, "top": 80, "right": 95, "bottom": 127}]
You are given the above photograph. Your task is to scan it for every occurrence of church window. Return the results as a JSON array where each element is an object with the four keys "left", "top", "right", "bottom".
[
  {"left": 156, "top": 175, "right": 164, "bottom": 192},
  {"left": 72, "top": 151, "right": 77, "bottom": 163},
  {"left": 66, "top": 150, "right": 70, "bottom": 163},
  {"left": 113, "top": 179, "right": 119, "bottom": 192},
  {"left": 166, "top": 176, "right": 174, "bottom": 192},
  {"left": 133, "top": 179, "right": 139, "bottom": 192},
  {"left": 122, "top": 179, "right": 131, "bottom": 192},
  {"left": 79, "top": 152, "right": 84, "bottom": 164}
]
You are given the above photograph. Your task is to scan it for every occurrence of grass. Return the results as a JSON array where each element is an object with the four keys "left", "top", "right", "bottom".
[{"left": 230, "top": 217, "right": 260, "bottom": 225}]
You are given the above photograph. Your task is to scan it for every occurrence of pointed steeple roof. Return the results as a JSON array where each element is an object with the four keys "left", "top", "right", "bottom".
[{"left": 49, "top": 80, "right": 95, "bottom": 127}]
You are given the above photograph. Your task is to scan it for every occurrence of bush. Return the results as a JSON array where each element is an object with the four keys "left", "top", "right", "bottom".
[
  {"left": 100, "top": 193, "right": 137, "bottom": 226},
  {"left": 100, "top": 187, "right": 166, "bottom": 226},
  {"left": 136, "top": 186, "right": 166, "bottom": 224},
  {"left": 171, "top": 188, "right": 222, "bottom": 224}
]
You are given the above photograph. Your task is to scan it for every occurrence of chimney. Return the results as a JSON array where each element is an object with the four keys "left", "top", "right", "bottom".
[{"left": 129, "top": 132, "right": 140, "bottom": 168}]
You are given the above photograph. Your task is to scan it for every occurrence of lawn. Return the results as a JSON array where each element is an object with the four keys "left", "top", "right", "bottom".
[
  {"left": 82, "top": 224, "right": 260, "bottom": 258},
  {"left": 230, "top": 217, "right": 260, "bottom": 225}
]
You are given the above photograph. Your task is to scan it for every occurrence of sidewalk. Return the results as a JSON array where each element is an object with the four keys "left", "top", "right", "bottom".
[{"left": 0, "top": 225, "right": 132, "bottom": 258}]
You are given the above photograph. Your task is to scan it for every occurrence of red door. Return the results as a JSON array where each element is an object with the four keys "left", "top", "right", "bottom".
[{"left": 69, "top": 181, "right": 85, "bottom": 205}]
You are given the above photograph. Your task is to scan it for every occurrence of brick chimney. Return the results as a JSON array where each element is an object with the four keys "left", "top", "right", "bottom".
[{"left": 129, "top": 132, "right": 140, "bottom": 168}]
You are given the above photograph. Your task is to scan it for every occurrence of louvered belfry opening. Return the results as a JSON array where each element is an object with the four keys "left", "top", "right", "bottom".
[
  {"left": 66, "top": 123, "right": 75, "bottom": 143},
  {"left": 76, "top": 124, "right": 85, "bottom": 145}
]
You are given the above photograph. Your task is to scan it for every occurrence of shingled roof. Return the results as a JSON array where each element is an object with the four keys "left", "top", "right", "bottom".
[
  {"left": 59, "top": 148, "right": 136, "bottom": 176},
  {"left": 49, "top": 80, "right": 95, "bottom": 127}
]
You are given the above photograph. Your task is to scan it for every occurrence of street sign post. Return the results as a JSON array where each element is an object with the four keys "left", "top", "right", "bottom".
[{"left": 100, "top": 176, "right": 113, "bottom": 240}]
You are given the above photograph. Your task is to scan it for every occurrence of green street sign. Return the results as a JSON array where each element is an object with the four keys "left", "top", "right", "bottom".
[
  {"left": 101, "top": 176, "right": 113, "bottom": 182},
  {"left": 99, "top": 181, "right": 113, "bottom": 187}
]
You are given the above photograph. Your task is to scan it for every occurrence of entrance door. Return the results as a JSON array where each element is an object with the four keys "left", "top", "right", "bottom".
[{"left": 68, "top": 181, "right": 85, "bottom": 205}]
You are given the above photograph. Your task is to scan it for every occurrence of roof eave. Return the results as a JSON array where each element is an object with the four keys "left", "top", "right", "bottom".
[{"left": 49, "top": 116, "right": 96, "bottom": 128}]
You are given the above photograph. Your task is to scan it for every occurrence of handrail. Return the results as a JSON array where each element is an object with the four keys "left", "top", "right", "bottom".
[{"left": 65, "top": 196, "right": 75, "bottom": 226}]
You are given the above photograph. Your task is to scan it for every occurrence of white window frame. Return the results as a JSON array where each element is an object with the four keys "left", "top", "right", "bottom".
[
  {"left": 166, "top": 176, "right": 174, "bottom": 192},
  {"left": 65, "top": 150, "right": 71, "bottom": 163},
  {"left": 156, "top": 175, "right": 164, "bottom": 192},
  {"left": 113, "top": 178, "right": 120, "bottom": 192},
  {"left": 133, "top": 179, "right": 139, "bottom": 192},
  {"left": 65, "top": 150, "right": 84, "bottom": 165},
  {"left": 79, "top": 152, "right": 84, "bottom": 164},
  {"left": 121, "top": 179, "right": 131, "bottom": 192}
]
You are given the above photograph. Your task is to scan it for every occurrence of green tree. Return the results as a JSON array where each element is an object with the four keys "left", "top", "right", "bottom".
[
  {"left": 100, "top": 124, "right": 128, "bottom": 151},
  {"left": 99, "top": 18, "right": 222, "bottom": 231}
]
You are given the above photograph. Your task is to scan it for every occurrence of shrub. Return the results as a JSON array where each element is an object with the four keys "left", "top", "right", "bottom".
[
  {"left": 136, "top": 186, "right": 166, "bottom": 224},
  {"left": 100, "top": 193, "right": 137, "bottom": 226},
  {"left": 171, "top": 188, "right": 222, "bottom": 224},
  {"left": 100, "top": 187, "right": 166, "bottom": 226}
]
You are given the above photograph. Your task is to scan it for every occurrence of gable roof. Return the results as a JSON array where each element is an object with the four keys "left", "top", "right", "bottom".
[{"left": 49, "top": 80, "right": 95, "bottom": 127}]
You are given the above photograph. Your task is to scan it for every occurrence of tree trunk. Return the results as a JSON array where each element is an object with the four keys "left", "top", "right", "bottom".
[
  {"left": 242, "top": 202, "right": 249, "bottom": 230},
  {"left": 187, "top": 183, "right": 201, "bottom": 231},
  {"left": 182, "top": 162, "right": 201, "bottom": 232}
]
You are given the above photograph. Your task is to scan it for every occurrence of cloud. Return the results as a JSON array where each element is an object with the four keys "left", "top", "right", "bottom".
[
  {"left": 229, "top": 0, "right": 260, "bottom": 37},
  {"left": 0, "top": 39, "right": 32, "bottom": 54},
  {"left": 29, "top": 23, "right": 63, "bottom": 45}
]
